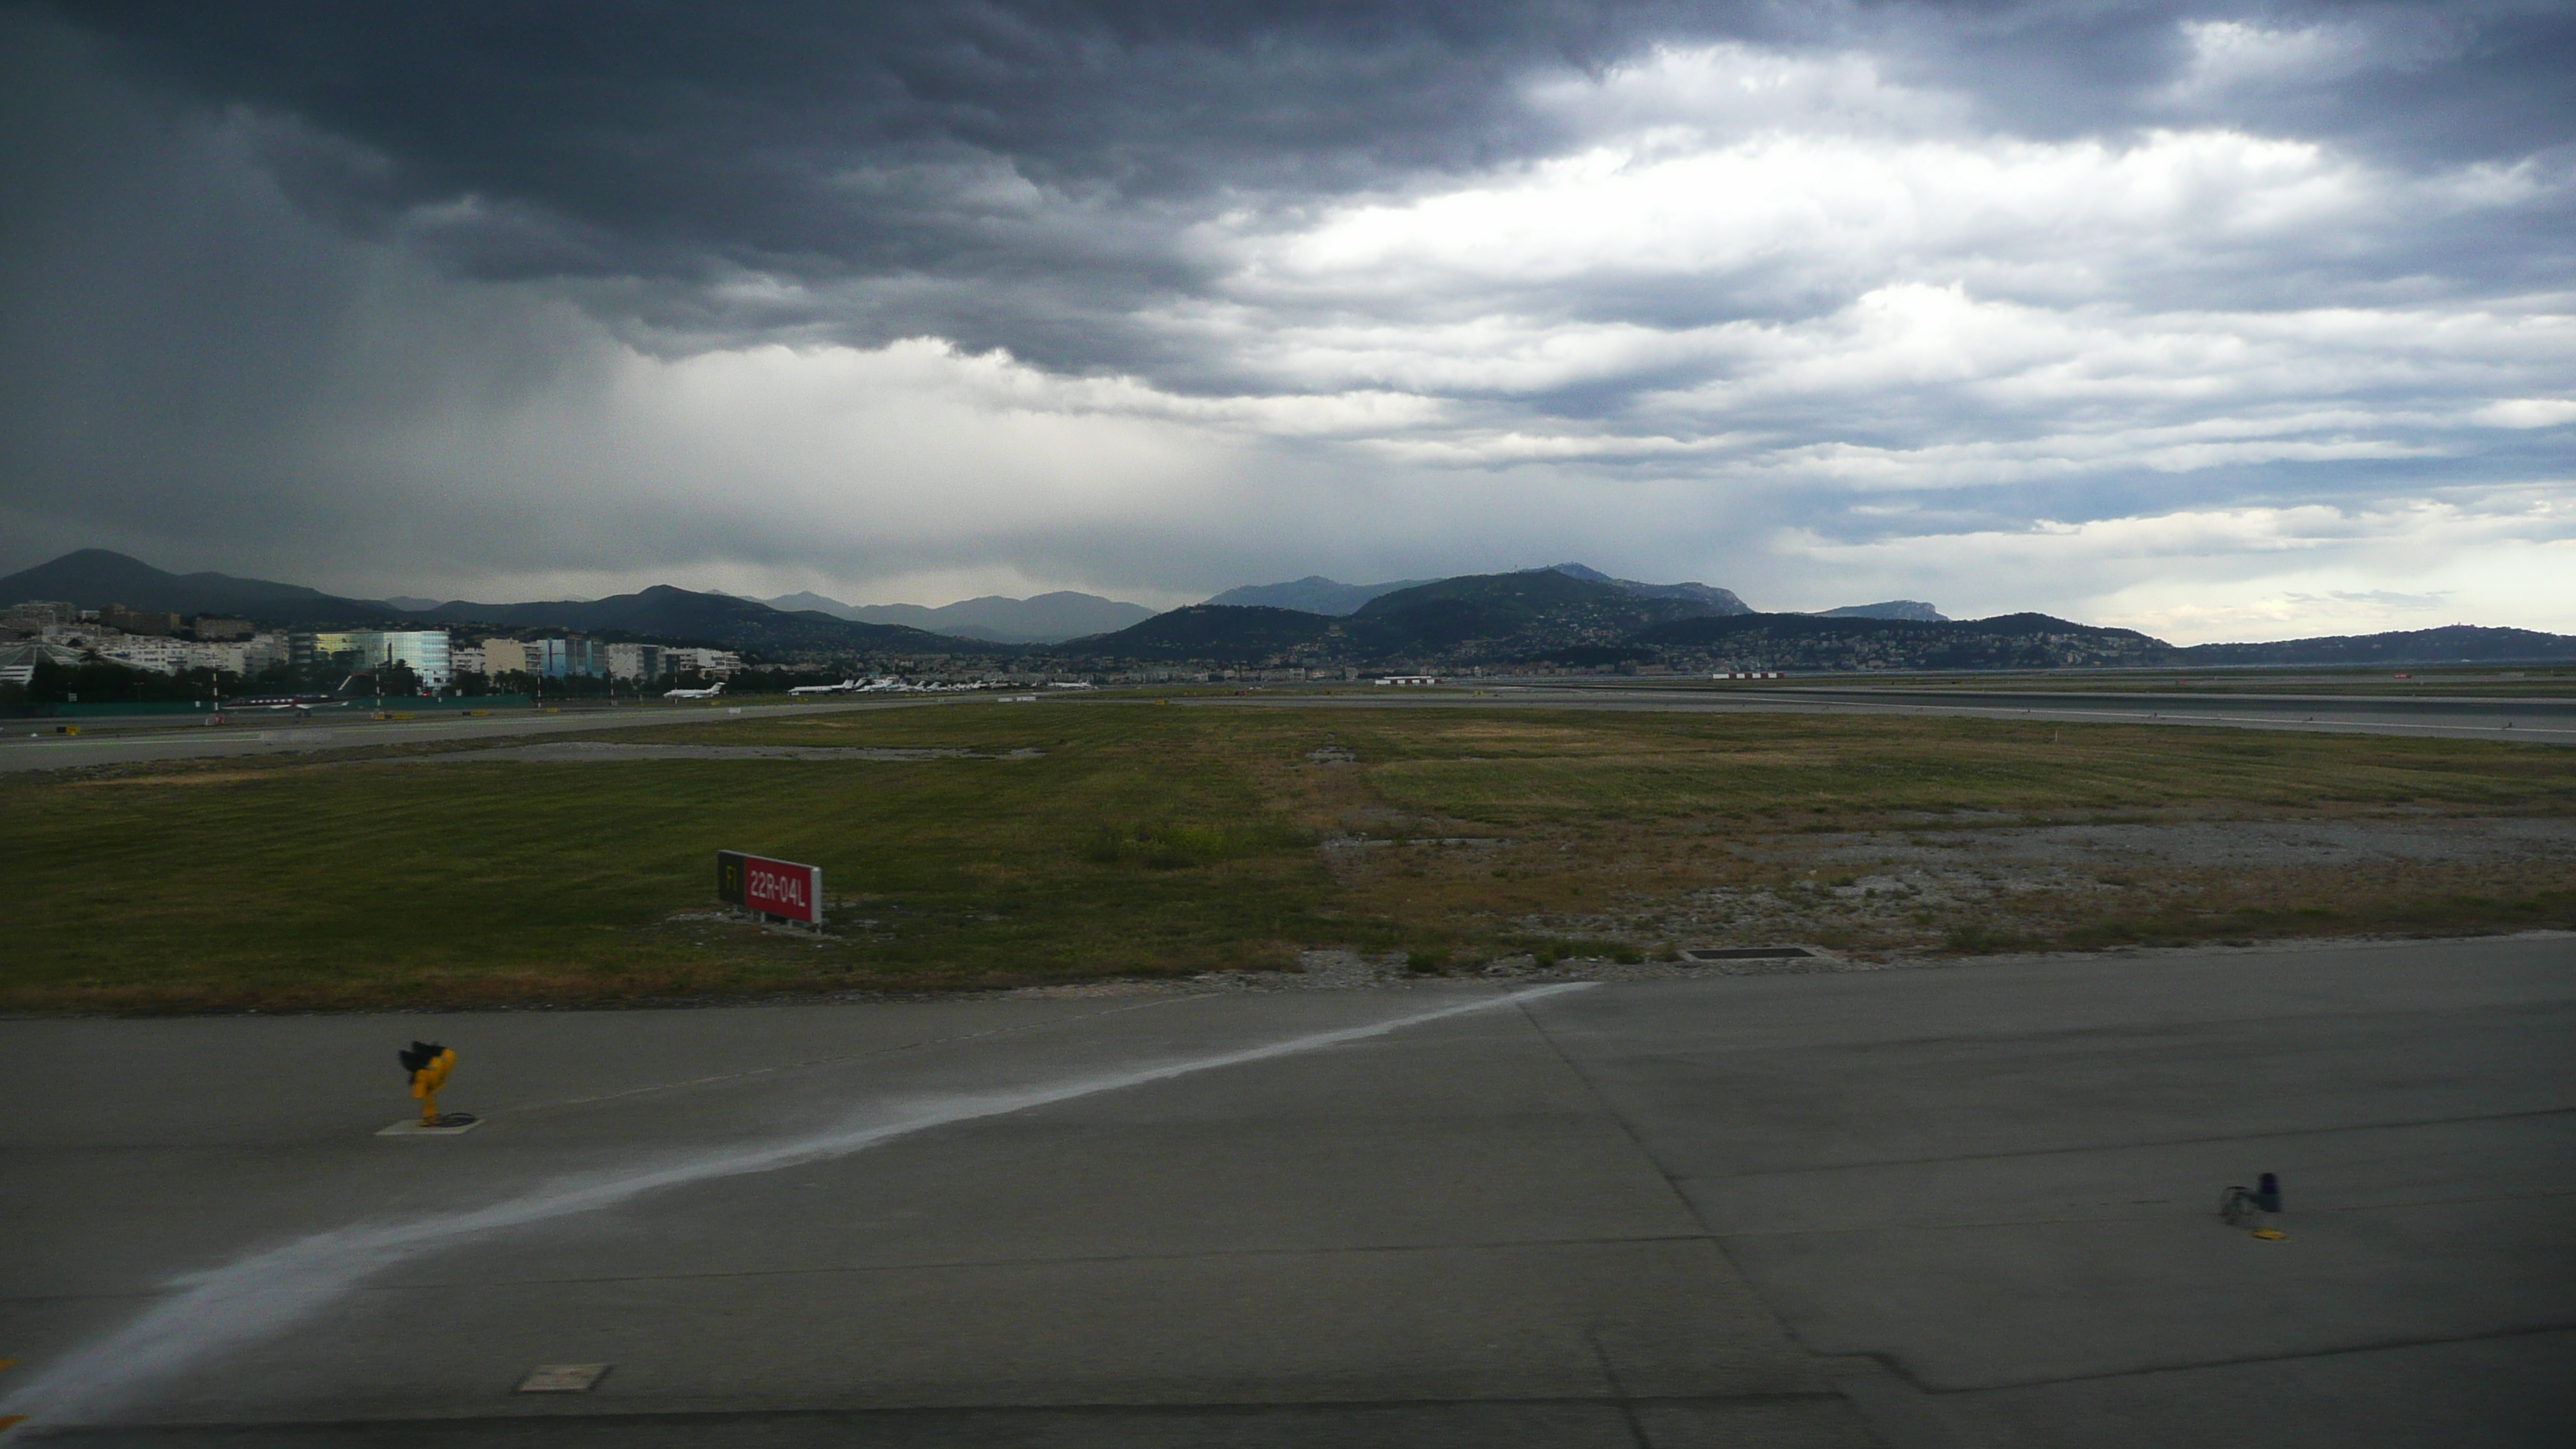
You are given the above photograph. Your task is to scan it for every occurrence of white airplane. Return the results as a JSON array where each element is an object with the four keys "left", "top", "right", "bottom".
[
  {"left": 664, "top": 680, "right": 727, "bottom": 701},
  {"left": 787, "top": 679, "right": 862, "bottom": 696}
]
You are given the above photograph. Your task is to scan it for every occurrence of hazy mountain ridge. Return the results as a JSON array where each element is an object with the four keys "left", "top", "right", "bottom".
[
  {"left": 1540, "top": 563, "right": 1752, "bottom": 614},
  {"left": 409, "top": 586, "right": 1006, "bottom": 656},
  {"left": 0, "top": 550, "right": 395, "bottom": 622},
  {"left": 1073, "top": 570, "right": 1735, "bottom": 664},
  {"left": 11, "top": 551, "right": 2573, "bottom": 673},
  {"left": 755, "top": 589, "right": 1155, "bottom": 642},
  {"left": 2175, "top": 625, "right": 2576, "bottom": 666},
  {"left": 1202, "top": 575, "right": 1435, "bottom": 615},
  {"left": 1637, "top": 612, "right": 2167, "bottom": 670},
  {"left": 1066, "top": 605, "right": 1343, "bottom": 662},
  {"left": 1815, "top": 600, "right": 1946, "bottom": 621}
]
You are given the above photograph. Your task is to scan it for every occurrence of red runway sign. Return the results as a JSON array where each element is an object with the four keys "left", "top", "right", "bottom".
[{"left": 716, "top": 850, "right": 824, "bottom": 925}]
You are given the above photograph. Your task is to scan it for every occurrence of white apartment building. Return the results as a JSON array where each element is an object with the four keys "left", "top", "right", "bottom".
[
  {"left": 98, "top": 635, "right": 194, "bottom": 674},
  {"left": 663, "top": 647, "right": 743, "bottom": 676},
  {"left": 450, "top": 643, "right": 485, "bottom": 675}
]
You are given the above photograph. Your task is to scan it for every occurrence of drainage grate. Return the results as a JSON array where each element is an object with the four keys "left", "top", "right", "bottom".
[{"left": 1680, "top": 947, "right": 1814, "bottom": 962}]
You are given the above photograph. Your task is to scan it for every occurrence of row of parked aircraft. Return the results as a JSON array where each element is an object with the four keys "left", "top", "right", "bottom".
[
  {"left": 664, "top": 677, "right": 972, "bottom": 701},
  {"left": 782, "top": 677, "right": 978, "bottom": 697}
]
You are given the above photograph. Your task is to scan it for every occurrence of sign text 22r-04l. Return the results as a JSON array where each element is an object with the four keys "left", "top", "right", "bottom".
[{"left": 716, "top": 850, "right": 823, "bottom": 926}]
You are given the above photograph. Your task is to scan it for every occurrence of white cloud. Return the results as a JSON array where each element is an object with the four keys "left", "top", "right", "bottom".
[
  {"left": 2473, "top": 397, "right": 2576, "bottom": 429},
  {"left": 1770, "top": 492, "right": 2576, "bottom": 642}
]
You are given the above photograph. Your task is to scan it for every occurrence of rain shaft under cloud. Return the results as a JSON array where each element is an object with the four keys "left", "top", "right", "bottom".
[{"left": 2, "top": 1, "right": 2571, "bottom": 639}]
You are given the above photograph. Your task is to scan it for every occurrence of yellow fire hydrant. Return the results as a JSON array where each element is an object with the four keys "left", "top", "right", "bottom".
[{"left": 399, "top": 1041, "right": 458, "bottom": 1126}]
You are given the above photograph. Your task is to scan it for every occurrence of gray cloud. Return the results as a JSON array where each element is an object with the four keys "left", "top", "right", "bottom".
[{"left": 2, "top": 2, "right": 2571, "bottom": 639}]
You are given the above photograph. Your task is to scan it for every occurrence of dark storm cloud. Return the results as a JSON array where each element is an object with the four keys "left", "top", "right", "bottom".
[
  {"left": 2, "top": 1, "right": 2571, "bottom": 638},
  {"left": 47, "top": 2, "right": 2570, "bottom": 369}
]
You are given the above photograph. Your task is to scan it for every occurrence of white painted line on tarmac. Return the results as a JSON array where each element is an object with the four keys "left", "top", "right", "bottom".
[{"left": 0, "top": 983, "right": 1595, "bottom": 1434}]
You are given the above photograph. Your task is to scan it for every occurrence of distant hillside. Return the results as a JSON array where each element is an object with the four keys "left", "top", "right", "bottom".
[
  {"left": 0, "top": 550, "right": 395, "bottom": 623},
  {"left": 1636, "top": 612, "right": 2170, "bottom": 670},
  {"left": 1345, "top": 570, "right": 1725, "bottom": 659},
  {"left": 1074, "top": 570, "right": 1732, "bottom": 666},
  {"left": 1815, "top": 600, "right": 1945, "bottom": 622},
  {"left": 2176, "top": 625, "right": 2576, "bottom": 666},
  {"left": 1542, "top": 564, "right": 1752, "bottom": 615},
  {"left": 1204, "top": 575, "right": 1434, "bottom": 615},
  {"left": 412, "top": 585, "right": 1005, "bottom": 657},
  {"left": 1064, "top": 605, "right": 1341, "bottom": 663},
  {"left": 762, "top": 590, "right": 1156, "bottom": 643}
]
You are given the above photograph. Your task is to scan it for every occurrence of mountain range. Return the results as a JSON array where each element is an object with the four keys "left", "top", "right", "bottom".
[
  {"left": 8, "top": 550, "right": 2571, "bottom": 673},
  {"left": 402, "top": 587, "right": 1002, "bottom": 656},
  {"left": 1074, "top": 572, "right": 2015, "bottom": 667},
  {"left": 1202, "top": 575, "right": 1437, "bottom": 615},
  {"left": 1815, "top": 600, "right": 1946, "bottom": 622},
  {"left": 0, "top": 550, "right": 392, "bottom": 623},
  {"left": 750, "top": 590, "right": 1155, "bottom": 643}
]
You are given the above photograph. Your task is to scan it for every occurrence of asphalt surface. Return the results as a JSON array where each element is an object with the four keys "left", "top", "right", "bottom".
[
  {"left": 1201, "top": 684, "right": 2576, "bottom": 744},
  {"left": 8, "top": 683, "right": 2570, "bottom": 774},
  {"left": 0, "top": 698, "right": 938, "bottom": 772},
  {"left": 4, "top": 937, "right": 2568, "bottom": 1447}
]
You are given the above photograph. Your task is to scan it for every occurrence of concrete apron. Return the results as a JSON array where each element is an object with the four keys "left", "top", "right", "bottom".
[{"left": 0, "top": 985, "right": 1884, "bottom": 1448}]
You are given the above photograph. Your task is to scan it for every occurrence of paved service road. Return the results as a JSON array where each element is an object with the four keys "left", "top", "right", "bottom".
[{"left": 2, "top": 937, "right": 2569, "bottom": 1446}]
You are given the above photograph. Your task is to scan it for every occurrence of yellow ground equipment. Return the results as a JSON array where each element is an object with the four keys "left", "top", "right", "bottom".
[{"left": 399, "top": 1040, "right": 460, "bottom": 1126}]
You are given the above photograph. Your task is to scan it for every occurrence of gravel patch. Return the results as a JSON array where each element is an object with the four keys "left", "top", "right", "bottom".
[{"left": 1800, "top": 817, "right": 2576, "bottom": 870}]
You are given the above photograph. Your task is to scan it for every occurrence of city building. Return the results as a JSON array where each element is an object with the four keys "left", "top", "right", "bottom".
[
  {"left": 194, "top": 618, "right": 255, "bottom": 640},
  {"left": 450, "top": 643, "right": 485, "bottom": 676},
  {"left": 100, "top": 605, "right": 183, "bottom": 635},
  {"left": 0, "top": 639, "right": 87, "bottom": 674},
  {"left": 290, "top": 631, "right": 454, "bottom": 688},
  {"left": 533, "top": 637, "right": 606, "bottom": 678},
  {"left": 98, "top": 635, "right": 195, "bottom": 673},
  {"left": 605, "top": 642, "right": 665, "bottom": 680},
  {"left": 2, "top": 601, "right": 80, "bottom": 632},
  {"left": 662, "top": 647, "right": 743, "bottom": 676},
  {"left": 479, "top": 638, "right": 532, "bottom": 676}
]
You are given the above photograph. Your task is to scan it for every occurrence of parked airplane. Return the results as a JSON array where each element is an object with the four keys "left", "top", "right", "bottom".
[
  {"left": 664, "top": 680, "right": 728, "bottom": 701},
  {"left": 787, "top": 679, "right": 862, "bottom": 696},
  {"left": 221, "top": 673, "right": 379, "bottom": 712}
]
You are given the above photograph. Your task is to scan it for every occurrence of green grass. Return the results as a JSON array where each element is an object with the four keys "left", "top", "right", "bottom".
[{"left": 5, "top": 701, "right": 2570, "bottom": 1009}]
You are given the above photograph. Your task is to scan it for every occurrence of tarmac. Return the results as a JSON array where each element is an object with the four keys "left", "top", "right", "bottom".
[
  {"left": 5, "top": 682, "right": 2569, "bottom": 773},
  {"left": 2, "top": 935, "right": 2569, "bottom": 1446}
]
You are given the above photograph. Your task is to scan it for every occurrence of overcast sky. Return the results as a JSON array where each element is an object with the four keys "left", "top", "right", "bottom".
[{"left": 2, "top": 1, "right": 2571, "bottom": 639}]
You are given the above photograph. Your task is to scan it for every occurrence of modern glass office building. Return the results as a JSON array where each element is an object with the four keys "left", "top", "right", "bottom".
[
  {"left": 533, "top": 637, "right": 606, "bottom": 678},
  {"left": 290, "top": 630, "right": 454, "bottom": 688}
]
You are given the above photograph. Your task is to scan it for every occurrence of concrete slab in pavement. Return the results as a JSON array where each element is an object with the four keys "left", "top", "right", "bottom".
[
  {"left": 3, "top": 936, "right": 2568, "bottom": 1446},
  {"left": 1523, "top": 935, "right": 2575, "bottom": 1447}
]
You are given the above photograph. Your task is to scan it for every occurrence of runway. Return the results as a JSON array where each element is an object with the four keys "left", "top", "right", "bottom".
[
  {"left": 4, "top": 936, "right": 2567, "bottom": 1446},
  {"left": 1197, "top": 683, "right": 2576, "bottom": 744},
  {"left": 8, "top": 680, "right": 2570, "bottom": 773},
  {"left": 0, "top": 697, "right": 935, "bottom": 773}
]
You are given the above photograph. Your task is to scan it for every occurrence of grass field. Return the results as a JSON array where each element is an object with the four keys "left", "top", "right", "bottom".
[{"left": 6, "top": 699, "right": 2571, "bottom": 1009}]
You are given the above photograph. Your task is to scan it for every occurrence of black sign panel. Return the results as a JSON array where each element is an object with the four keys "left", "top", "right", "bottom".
[{"left": 716, "top": 849, "right": 747, "bottom": 907}]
